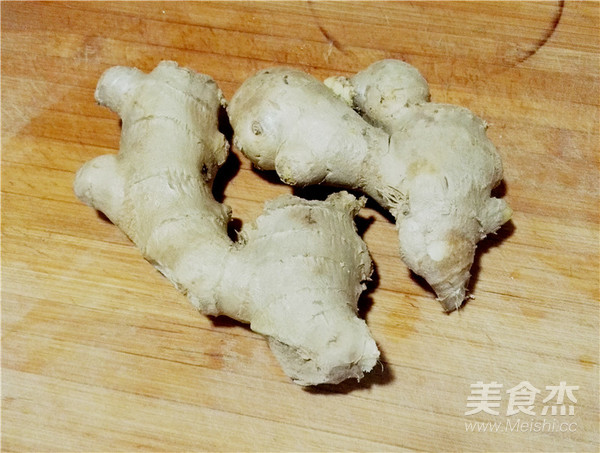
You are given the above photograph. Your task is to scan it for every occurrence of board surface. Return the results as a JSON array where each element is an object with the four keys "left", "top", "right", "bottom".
[{"left": 2, "top": 1, "right": 599, "bottom": 451}]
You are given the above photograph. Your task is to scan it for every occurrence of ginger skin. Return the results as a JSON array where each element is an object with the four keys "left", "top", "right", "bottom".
[
  {"left": 228, "top": 59, "right": 511, "bottom": 311},
  {"left": 74, "top": 61, "right": 379, "bottom": 385}
]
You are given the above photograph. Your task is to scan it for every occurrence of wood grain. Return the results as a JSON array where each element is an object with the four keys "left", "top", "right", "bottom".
[{"left": 2, "top": 1, "right": 598, "bottom": 451}]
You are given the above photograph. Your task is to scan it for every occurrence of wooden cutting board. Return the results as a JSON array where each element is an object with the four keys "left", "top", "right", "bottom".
[{"left": 2, "top": 2, "right": 598, "bottom": 451}]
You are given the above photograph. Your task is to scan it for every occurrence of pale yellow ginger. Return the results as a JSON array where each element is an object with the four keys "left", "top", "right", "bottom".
[
  {"left": 228, "top": 59, "right": 511, "bottom": 311},
  {"left": 73, "top": 61, "right": 379, "bottom": 385}
]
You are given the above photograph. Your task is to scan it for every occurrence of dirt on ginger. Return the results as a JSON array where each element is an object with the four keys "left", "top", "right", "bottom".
[
  {"left": 73, "top": 61, "right": 379, "bottom": 385},
  {"left": 228, "top": 59, "right": 512, "bottom": 312}
]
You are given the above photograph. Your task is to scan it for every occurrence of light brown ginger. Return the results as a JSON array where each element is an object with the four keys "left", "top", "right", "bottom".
[
  {"left": 74, "top": 61, "right": 379, "bottom": 385},
  {"left": 228, "top": 59, "right": 512, "bottom": 311}
]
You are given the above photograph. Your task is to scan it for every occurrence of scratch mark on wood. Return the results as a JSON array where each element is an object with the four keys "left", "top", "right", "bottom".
[
  {"left": 515, "top": 0, "right": 564, "bottom": 65},
  {"left": 307, "top": 0, "right": 344, "bottom": 56}
]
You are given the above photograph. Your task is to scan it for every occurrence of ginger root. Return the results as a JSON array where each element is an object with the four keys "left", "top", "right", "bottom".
[
  {"left": 73, "top": 61, "right": 379, "bottom": 385},
  {"left": 228, "top": 59, "right": 512, "bottom": 312}
]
